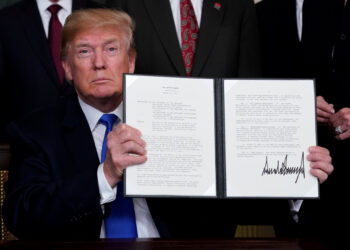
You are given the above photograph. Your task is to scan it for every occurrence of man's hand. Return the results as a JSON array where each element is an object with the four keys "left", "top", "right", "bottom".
[
  {"left": 103, "top": 124, "right": 147, "bottom": 187},
  {"left": 329, "top": 107, "right": 350, "bottom": 140},
  {"left": 307, "top": 146, "right": 333, "bottom": 183},
  {"left": 316, "top": 96, "right": 334, "bottom": 125}
]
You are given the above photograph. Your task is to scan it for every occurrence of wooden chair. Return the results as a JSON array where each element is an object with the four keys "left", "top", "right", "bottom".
[
  {"left": 235, "top": 225, "right": 276, "bottom": 238},
  {"left": 0, "top": 143, "right": 16, "bottom": 240}
]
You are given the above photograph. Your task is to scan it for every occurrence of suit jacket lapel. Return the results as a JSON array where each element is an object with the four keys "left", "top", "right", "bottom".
[
  {"left": 61, "top": 95, "right": 100, "bottom": 173},
  {"left": 191, "top": 0, "right": 226, "bottom": 76},
  {"left": 19, "top": 0, "right": 61, "bottom": 88},
  {"left": 143, "top": 0, "right": 186, "bottom": 75}
]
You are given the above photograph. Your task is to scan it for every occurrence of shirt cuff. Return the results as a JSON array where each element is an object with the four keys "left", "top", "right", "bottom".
[
  {"left": 288, "top": 199, "right": 303, "bottom": 223},
  {"left": 97, "top": 163, "right": 117, "bottom": 205}
]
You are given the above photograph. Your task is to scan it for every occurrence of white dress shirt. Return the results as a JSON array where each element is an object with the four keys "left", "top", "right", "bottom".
[
  {"left": 36, "top": 0, "right": 72, "bottom": 38},
  {"left": 296, "top": 0, "right": 304, "bottom": 41},
  {"left": 78, "top": 98, "right": 160, "bottom": 238},
  {"left": 169, "top": 0, "right": 203, "bottom": 46}
]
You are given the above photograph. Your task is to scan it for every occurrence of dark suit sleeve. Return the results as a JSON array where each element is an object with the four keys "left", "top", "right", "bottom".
[
  {"left": 2, "top": 123, "right": 103, "bottom": 240},
  {"left": 238, "top": 0, "right": 262, "bottom": 77}
]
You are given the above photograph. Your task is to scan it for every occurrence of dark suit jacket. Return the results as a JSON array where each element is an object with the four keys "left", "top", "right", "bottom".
[
  {"left": 328, "top": 1, "right": 350, "bottom": 108},
  {"left": 256, "top": 0, "right": 350, "bottom": 242},
  {"left": 107, "top": 0, "right": 261, "bottom": 78},
  {"left": 2, "top": 94, "right": 170, "bottom": 239},
  {"left": 0, "top": 0, "right": 102, "bottom": 141},
  {"left": 256, "top": 0, "right": 343, "bottom": 97}
]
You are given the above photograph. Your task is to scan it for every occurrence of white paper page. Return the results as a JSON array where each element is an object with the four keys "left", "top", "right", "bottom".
[
  {"left": 224, "top": 79, "right": 318, "bottom": 198},
  {"left": 125, "top": 75, "right": 216, "bottom": 197}
]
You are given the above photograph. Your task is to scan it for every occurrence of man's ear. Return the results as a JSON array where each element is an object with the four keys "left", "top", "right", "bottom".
[
  {"left": 62, "top": 60, "right": 73, "bottom": 81},
  {"left": 128, "top": 53, "right": 136, "bottom": 73}
]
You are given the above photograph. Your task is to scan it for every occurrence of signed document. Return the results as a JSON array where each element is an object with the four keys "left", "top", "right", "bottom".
[
  {"left": 224, "top": 80, "right": 317, "bottom": 198},
  {"left": 124, "top": 75, "right": 318, "bottom": 198}
]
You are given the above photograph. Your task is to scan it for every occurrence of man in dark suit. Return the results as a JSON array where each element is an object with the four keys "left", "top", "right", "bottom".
[
  {"left": 0, "top": 0, "right": 102, "bottom": 142},
  {"left": 107, "top": 0, "right": 261, "bottom": 78},
  {"left": 256, "top": 0, "right": 349, "bottom": 243},
  {"left": 307, "top": 0, "right": 350, "bottom": 244},
  {"left": 256, "top": 0, "right": 343, "bottom": 97},
  {"left": 2, "top": 8, "right": 165, "bottom": 239}
]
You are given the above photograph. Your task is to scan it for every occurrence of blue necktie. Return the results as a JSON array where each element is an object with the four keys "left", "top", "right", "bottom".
[{"left": 99, "top": 114, "right": 138, "bottom": 238}]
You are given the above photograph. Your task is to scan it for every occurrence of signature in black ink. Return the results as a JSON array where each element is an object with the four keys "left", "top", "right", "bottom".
[{"left": 261, "top": 153, "right": 305, "bottom": 184}]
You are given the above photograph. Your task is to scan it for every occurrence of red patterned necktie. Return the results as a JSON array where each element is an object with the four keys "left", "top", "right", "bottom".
[
  {"left": 180, "top": 0, "right": 199, "bottom": 76},
  {"left": 48, "top": 4, "right": 65, "bottom": 83}
]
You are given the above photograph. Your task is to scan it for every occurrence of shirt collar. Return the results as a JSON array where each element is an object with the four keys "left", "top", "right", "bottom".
[
  {"left": 296, "top": 0, "right": 304, "bottom": 6},
  {"left": 78, "top": 97, "right": 124, "bottom": 132},
  {"left": 36, "top": 0, "right": 72, "bottom": 15}
]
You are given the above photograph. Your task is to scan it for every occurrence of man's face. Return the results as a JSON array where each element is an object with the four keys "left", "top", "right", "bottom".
[{"left": 62, "top": 26, "right": 135, "bottom": 110}]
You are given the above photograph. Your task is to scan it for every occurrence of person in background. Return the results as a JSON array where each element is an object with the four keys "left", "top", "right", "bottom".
[
  {"left": 256, "top": 0, "right": 349, "bottom": 243},
  {"left": 0, "top": 0, "right": 102, "bottom": 142}
]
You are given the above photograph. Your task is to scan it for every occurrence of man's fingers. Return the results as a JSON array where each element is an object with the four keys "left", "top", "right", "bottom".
[
  {"left": 108, "top": 124, "right": 146, "bottom": 147},
  {"left": 316, "top": 96, "right": 334, "bottom": 125},
  {"left": 307, "top": 152, "right": 332, "bottom": 164},
  {"left": 113, "top": 154, "right": 148, "bottom": 171},
  {"left": 317, "top": 117, "right": 329, "bottom": 123},
  {"left": 119, "top": 141, "right": 147, "bottom": 156},
  {"left": 125, "top": 155, "right": 147, "bottom": 166},
  {"left": 317, "top": 108, "right": 333, "bottom": 119},
  {"left": 335, "top": 130, "right": 350, "bottom": 140},
  {"left": 307, "top": 146, "right": 333, "bottom": 184},
  {"left": 310, "top": 160, "right": 333, "bottom": 175},
  {"left": 316, "top": 96, "right": 334, "bottom": 113},
  {"left": 330, "top": 108, "right": 350, "bottom": 126},
  {"left": 310, "top": 168, "right": 328, "bottom": 184},
  {"left": 114, "top": 123, "right": 142, "bottom": 137},
  {"left": 308, "top": 146, "right": 330, "bottom": 155}
]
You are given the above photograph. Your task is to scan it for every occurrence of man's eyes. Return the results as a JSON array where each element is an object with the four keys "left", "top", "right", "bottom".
[
  {"left": 105, "top": 46, "right": 120, "bottom": 55},
  {"left": 75, "top": 45, "right": 121, "bottom": 57},
  {"left": 77, "top": 48, "right": 92, "bottom": 57}
]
